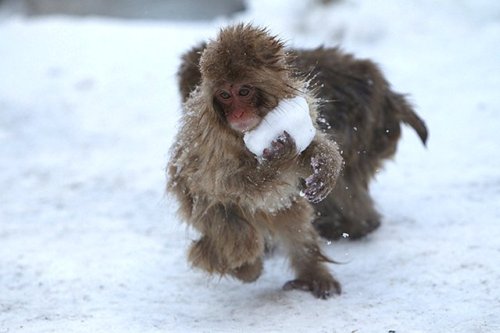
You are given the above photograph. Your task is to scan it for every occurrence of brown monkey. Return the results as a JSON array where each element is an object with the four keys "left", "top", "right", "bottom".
[
  {"left": 168, "top": 24, "right": 343, "bottom": 299},
  {"left": 177, "top": 28, "right": 428, "bottom": 241}
]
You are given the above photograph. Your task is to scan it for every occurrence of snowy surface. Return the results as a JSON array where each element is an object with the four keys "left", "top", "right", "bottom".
[
  {"left": 1, "top": 1, "right": 500, "bottom": 332},
  {"left": 243, "top": 96, "right": 315, "bottom": 156}
]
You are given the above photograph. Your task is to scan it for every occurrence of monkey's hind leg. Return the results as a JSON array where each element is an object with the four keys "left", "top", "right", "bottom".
[
  {"left": 230, "top": 258, "right": 264, "bottom": 283},
  {"left": 188, "top": 205, "right": 265, "bottom": 280},
  {"left": 273, "top": 200, "right": 341, "bottom": 299},
  {"left": 313, "top": 177, "right": 381, "bottom": 240}
]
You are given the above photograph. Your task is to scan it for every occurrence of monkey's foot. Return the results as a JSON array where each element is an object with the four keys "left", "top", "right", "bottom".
[
  {"left": 283, "top": 276, "right": 341, "bottom": 299},
  {"left": 314, "top": 217, "right": 380, "bottom": 240},
  {"left": 230, "top": 258, "right": 263, "bottom": 283},
  {"left": 347, "top": 218, "right": 380, "bottom": 239},
  {"left": 188, "top": 237, "right": 227, "bottom": 274}
]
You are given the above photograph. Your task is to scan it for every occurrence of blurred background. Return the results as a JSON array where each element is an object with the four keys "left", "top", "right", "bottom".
[{"left": 0, "top": 0, "right": 247, "bottom": 20}]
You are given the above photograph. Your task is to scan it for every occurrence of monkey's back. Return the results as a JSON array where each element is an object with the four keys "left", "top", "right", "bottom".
[
  {"left": 177, "top": 44, "right": 426, "bottom": 185},
  {"left": 291, "top": 48, "right": 408, "bottom": 182}
]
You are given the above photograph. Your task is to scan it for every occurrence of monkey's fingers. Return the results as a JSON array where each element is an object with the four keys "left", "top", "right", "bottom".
[
  {"left": 262, "top": 141, "right": 285, "bottom": 160},
  {"left": 303, "top": 175, "right": 329, "bottom": 203},
  {"left": 306, "top": 191, "right": 328, "bottom": 204},
  {"left": 278, "top": 131, "right": 297, "bottom": 153},
  {"left": 276, "top": 131, "right": 292, "bottom": 144},
  {"left": 305, "top": 191, "right": 329, "bottom": 204},
  {"left": 262, "top": 132, "right": 297, "bottom": 160},
  {"left": 274, "top": 132, "right": 295, "bottom": 150}
]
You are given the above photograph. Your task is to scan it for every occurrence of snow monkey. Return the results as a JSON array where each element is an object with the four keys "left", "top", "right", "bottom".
[{"left": 168, "top": 24, "right": 427, "bottom": 298}]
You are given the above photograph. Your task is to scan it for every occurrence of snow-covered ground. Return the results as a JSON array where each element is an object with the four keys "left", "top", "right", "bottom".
[{"left": 1, "top": 1, "right": 499, "bottom": 332}]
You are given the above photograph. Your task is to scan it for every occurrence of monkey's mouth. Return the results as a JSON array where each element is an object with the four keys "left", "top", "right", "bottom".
[{"left": 229, "top": 117, "right": 261, "bottom": 133}]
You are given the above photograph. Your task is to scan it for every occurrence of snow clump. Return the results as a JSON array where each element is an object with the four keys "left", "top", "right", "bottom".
[{"left": 243, "top": 95, "right": 315, "bottom": 156}]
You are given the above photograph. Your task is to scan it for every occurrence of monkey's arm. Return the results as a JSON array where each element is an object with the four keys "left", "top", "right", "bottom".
[
  {"left": 221, "top": 132, "right": 341, "bottom": 204},
  {"left": 298, "top": 134, "right": 343, "bottom": 203}
]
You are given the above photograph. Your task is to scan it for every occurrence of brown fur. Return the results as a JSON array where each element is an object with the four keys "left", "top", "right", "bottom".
[
  {"left": 176, "top": 28, "right": 428, "bottom": 241},
  {"left": 168, "top": 24, "right": 343, "bottom": 298},
  {"left": 293, "top": 48, "right": 427, "bottom": 239}
]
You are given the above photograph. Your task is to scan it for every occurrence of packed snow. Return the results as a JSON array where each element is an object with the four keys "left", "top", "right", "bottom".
[
  {"left": 243, "top": 95, "right": 315, "bottom": 156},
  {"left": 1, "top": 1, "right": 500, "bottom": 332}
]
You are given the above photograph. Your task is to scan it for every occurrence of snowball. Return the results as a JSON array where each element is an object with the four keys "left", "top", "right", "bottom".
[{"left": 243, "top": 96, "right": 315, "bottom": 156}]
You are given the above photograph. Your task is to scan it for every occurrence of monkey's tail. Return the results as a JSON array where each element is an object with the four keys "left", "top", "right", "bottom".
[{"left": 393, "top": 93, "right": 428, "bottom": 146}]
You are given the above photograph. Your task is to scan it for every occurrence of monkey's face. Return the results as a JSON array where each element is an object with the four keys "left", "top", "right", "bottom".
[{"left": 213, "top": 82, "right": 263, "bottom": 133}]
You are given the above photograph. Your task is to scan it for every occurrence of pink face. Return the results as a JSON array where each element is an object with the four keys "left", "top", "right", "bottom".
[{"left": 214, "top": 83, "right": 262, "bottom": 133}]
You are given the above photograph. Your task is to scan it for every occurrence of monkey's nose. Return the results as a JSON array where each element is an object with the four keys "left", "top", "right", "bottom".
[{"left": 233, "top": 109, "right": 244, "bottom": 118}]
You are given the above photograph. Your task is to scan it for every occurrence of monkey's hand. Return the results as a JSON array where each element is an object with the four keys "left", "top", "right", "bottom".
[
  {"left": 302, "top": 157, "right": 335, "bottom": 204},
  {"left": 261, "top": 131, "right": 297, "bottom": 162}
]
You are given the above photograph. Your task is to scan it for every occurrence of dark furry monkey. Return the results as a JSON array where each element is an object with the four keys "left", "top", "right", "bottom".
[{"left": 168, "top": 24, "right": 427, "bottom": 299}]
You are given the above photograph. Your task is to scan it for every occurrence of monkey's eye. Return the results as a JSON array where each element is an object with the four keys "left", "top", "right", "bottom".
[
  {"left": 219, "top": 91, "right": 231, "bottom": 100},
  {"left": 238, "top": 87, "right": 251, "bottom": 97}
]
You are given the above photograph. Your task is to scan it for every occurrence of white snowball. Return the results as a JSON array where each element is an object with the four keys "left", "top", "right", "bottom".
[{"left": 243, "top": 96, "right": 315, "bottom": 156}]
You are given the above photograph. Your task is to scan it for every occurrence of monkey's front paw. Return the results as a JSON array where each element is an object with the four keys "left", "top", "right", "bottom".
[
  {"left": 303, "top": 174, "right": 329, "bottom": 203},
  {"left": 283, "top": 276, "right": 341, "bottom": 299},
  {"left": 302, "top": 157, "right": 333, "bottom": 204},
  {"left": 262, "top": 131, "right": 297, "bottom": 161}
]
